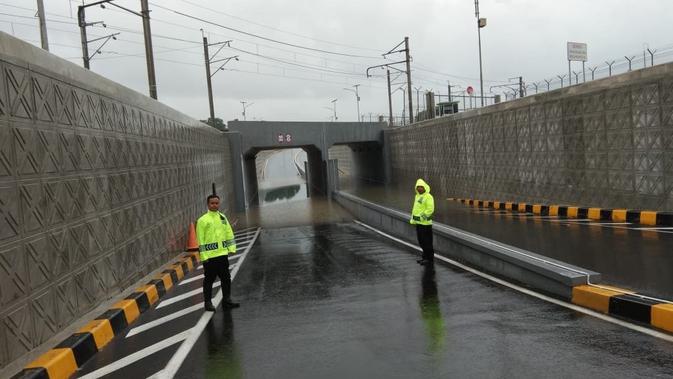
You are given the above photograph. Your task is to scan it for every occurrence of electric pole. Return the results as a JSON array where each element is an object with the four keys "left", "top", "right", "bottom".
[
  {"left": 404, "top": 37, "right": 413, "bottom": 124},
  {"left": 77, "top": 6, "right": 90, "bottom": 69},
  {"left": 203, "top": 35, "right": 215, "bottom": 123},
  {"left": 519, "top": 76, "right": 524, "bottom": 98},
  {"left": 241, "top": 101, "right": 253, "bottom": 120},
  {"left": 387, "top": 69, "right": 393, "bottom": 127},
  {"left": 36, "top": 0, "right": 49, "bottom": 51},
  {"left": 354, "top": 84, "right": 361, "bottom": 122},
  {"left": 140, "top": 0, "right": 157, "bottom": 99}
]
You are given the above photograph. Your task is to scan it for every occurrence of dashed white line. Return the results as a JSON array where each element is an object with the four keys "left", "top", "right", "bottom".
[{"left": 154, "top": 282, "right": 221, "bottom": 310}]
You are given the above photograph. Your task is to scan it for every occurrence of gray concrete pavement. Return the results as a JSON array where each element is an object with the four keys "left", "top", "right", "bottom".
[{"left": 176, "top": 222, "right": 673, "bottom": 378}]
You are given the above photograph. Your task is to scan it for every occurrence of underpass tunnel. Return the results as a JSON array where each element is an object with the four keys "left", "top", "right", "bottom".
[
  {"left": 328, "top": 142, "right": 385, "bottom": 192},
  {"left": 242, "top": 145, "right": 327, "bottom": 209}
]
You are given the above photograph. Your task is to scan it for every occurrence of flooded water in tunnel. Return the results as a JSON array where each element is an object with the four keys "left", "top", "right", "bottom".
[{"left": 257, "top": 149, "right": 308, "bottom": 205}]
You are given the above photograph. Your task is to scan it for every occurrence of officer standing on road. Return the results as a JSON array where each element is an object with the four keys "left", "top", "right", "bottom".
[
  {"left": 410, "top": 179, "right": 435, "bottom": 266},
  {"left": 197, "top": 194, "right": 240, "bottom": 312}
]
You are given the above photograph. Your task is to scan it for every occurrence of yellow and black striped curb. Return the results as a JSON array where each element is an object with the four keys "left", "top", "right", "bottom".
[
  {"left": 13, "top": 252, "right": 200, "bottom": 379},
  {"left": 447, "top": 198, "right": 673, "bottom": 226},
  {"left": 572, "top": 285, "right": 673, "bottom": 333}
]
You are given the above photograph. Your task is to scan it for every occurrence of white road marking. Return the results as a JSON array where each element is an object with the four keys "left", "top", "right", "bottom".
[
  {"left": 586, "top": 222, "right": 632, "bottom": 226},
  {"left": 126, "top": 303, "right": 204, "bottom": 338},
  {"left": 631, "top": 227, "right": 673, "bottom": 231},
  {"left": 78, "top": 329, "right": 191, "bottom": 379},
  {"left": 155, "top": 227, "right": 261, "bottom": 379},
  {"left": 354, "top": 220, "right": 673, "bottom": 343},
  {"left": 547, "top": 218, "right": 593, "bottom": 223},
  {"left": 154, "top": 282, "right": 221, "bottom": 310}
]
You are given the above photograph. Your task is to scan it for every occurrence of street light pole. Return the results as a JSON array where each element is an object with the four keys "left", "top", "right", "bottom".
[
  {"left": 475, "top": 0, "right": 486, "bottom": 107},
  {"left": 241, "top": 101, "right": 253, "bottom": 120},
  {"left": 331, "top": 98, "right": 338, "bottom": 121},
  {"left": 343, "top": 84, "right": 361, "bottom": 122},
  {"left": 387, "top": 69, "right": 393, "bottom": 127}
]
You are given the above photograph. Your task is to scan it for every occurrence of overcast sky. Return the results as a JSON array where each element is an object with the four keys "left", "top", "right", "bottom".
[{"left": 2, "top": 0, "right": 672, "bottom": 122}]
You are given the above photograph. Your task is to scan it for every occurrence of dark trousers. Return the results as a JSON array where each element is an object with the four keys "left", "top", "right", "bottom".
[
  {"left": 203, "top": 255, "right": 231, "bottom": 303},
  {"left": 416, "top": 224, "right": 434, "bottom": 262}
]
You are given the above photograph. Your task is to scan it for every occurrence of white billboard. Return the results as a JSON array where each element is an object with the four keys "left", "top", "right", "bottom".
[{"left": 567, "top": 42, "right": 588, "bottom": 62}]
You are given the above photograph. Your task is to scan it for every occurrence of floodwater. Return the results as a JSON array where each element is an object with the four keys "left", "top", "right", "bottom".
[
  {"left": 257, "top": 149, "right": 308, "bottom": 205},
  {"left": 341, "top": 180, "right": 673, "bottom": 300}
]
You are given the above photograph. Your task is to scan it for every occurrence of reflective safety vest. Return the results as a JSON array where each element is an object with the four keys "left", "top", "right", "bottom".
[
  {"left": 196, "top": 210, "right": 236, "bottom": 262},
  {"left": 410, "top": 178, "right": 434, "bottom": 226}
]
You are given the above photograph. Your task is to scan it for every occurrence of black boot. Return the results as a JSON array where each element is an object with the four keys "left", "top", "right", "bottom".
[
  {"left": 204, "top": 301, "right": 216, "bottom": 312},
  {"left": 222, "top": 300, "right": 240, "bottom": 309}
]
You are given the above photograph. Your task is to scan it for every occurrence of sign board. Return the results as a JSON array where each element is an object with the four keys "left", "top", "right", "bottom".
[
  {"left": 277, "top": 133, "right": 284, "bottom": 143},
  {"left": 285, "top": 134, "right": 292, "bottom": 143},
  {"left": 567, "top": 42, "right": 588, "bottom": 62},
  {"left": 467, "top": 86, "right": 474, "bottom": 95}
]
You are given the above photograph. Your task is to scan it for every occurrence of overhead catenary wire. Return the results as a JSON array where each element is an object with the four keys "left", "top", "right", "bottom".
[{"left": 148, "top": 2, "right": 382, "bottom": 59}]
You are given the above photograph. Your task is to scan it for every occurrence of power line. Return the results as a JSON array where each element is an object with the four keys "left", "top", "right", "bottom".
[
  {"left": 228, "top": 45, "right": 365, "bottom": 77},
  {"left": 148, "top": 2, "right": 382, "bottom": 59},
  {"left": 175, "top": 0, "right": 381, "bottom": 53}
]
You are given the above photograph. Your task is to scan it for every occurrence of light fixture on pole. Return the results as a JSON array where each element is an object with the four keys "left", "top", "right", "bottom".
[
  {"left": 343, "top": 84, "right": 361, "bottom": 122},
  {"left": 475, "top": 0, "right": 486, "bottom": 107}
]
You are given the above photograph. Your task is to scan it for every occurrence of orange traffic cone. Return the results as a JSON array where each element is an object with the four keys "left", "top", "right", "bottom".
[{"left": 186, "top": 223, "right": 198, "bottom": 252}]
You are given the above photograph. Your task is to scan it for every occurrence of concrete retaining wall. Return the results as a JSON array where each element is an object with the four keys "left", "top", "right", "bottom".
[
  {"left": 0, "top": 32, "right": 233, "bottom": 369},
  {"left": 334, "top": 191, "right": 600, "bottom": 300},
  {"left": 387, "top": 63, "right": 673, "bottom": 210}
]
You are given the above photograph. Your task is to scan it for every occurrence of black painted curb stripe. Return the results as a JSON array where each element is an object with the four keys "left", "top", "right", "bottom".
[
  {"left": 448, "top": 198, "right": 673, "bottom": 226},
  {"left": 13, "top": 251, "right": 202, "bottom": 379}
]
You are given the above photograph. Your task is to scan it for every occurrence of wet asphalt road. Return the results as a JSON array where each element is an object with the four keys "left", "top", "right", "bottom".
[
  {"left": 343, "top": 182, "right": 673, "bottom": 300},
  {"left": 177, "top": 223, "right": 673, "bottom": 379}
]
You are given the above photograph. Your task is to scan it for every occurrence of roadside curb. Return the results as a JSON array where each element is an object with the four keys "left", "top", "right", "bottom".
[
  {"left": 447, "top": 198, "right": 673, "bottom": 226},
  {"left": 12, "top": 252, "right": 201, "bottom": 379},
  {"left": 572, "top": 285, "right": 673, "bottom": 334}
]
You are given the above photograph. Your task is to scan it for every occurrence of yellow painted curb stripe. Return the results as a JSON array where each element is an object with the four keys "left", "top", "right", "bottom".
[
  {"left": 505, "top": 202, "right": 513, "bottom": 210},
  {"left": 612, "top": 209, "right": 627, "bottom": 222},
  {"left": 518, "top": 203, "right": 527, "bottom": 212},
  {"left": 549, "top": 205, "right": 559, "bottom": 216},
  {"left": 588, "top": 208, "right": 602, "bottom": 220},
  {"left": 567, "top": 207, "right": 579, "bottom": 218},
  {"left": 78, "top": 319, "right": 114, "bottom": 350},
  {"left": 182, "top": 257, "right": 194, "bottom": 271},
  {"left": 652, "top": 304, "right": 673, "bottom": 333},
  {"left": 572, "top": 285, "right": 627, "bottom": 313},
  {"left": 641, "top": 211, "right": 658, "bottom": 226},
  {"left": 172, "top": 264, "right": 185, "bottom": 280},
  {"left": 26, "top": 348, "right": 77, "bottom": 379},
  {"left": 157, "top": 272, "right": 173, "bottom": 291},
  {"left": 136, "top": 284, "right": 159, "bottom": 305},
  {"left": 112, "top": 299, "right": 140, "bottom": 324},
  {"left": 532, "top": 204, "right": 543, "bottom": 214}
]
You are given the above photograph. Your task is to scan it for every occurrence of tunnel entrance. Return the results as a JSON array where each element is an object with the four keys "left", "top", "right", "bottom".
[{"left": 242, "top": 145, "right": 327, "bottom": 207}]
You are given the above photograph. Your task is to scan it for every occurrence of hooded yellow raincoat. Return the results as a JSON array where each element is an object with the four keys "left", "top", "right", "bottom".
[{"left": 410, "top": 179, "right": 434, "bottom": 226}]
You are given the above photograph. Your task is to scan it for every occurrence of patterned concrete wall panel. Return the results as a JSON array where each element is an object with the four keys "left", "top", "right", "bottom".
[
  {"left": 0, "top": 33, "right": 235, "bottom": 371},
  {"left": 0, "top": 245, "right": 26, "bottom": 308},
  {"left": 388, "top": 62, "right": 673, "bottom": 210},
  {"left": 31, "top": 288, "right": 60, "bottom": 345},
  {"left": 0, "top": 185, "right": 19, "bottom": 242},
  {"left": 3, "top": 304, "right": 34, "bottom": 361}
]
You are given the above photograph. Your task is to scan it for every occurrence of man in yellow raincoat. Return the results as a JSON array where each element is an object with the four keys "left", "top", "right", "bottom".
[
  {"left": 410, "top": 179, "right": 435, "bottom": 265},
  {"left": 196, "top": 194, "right": 239, "bottom": 312}
]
